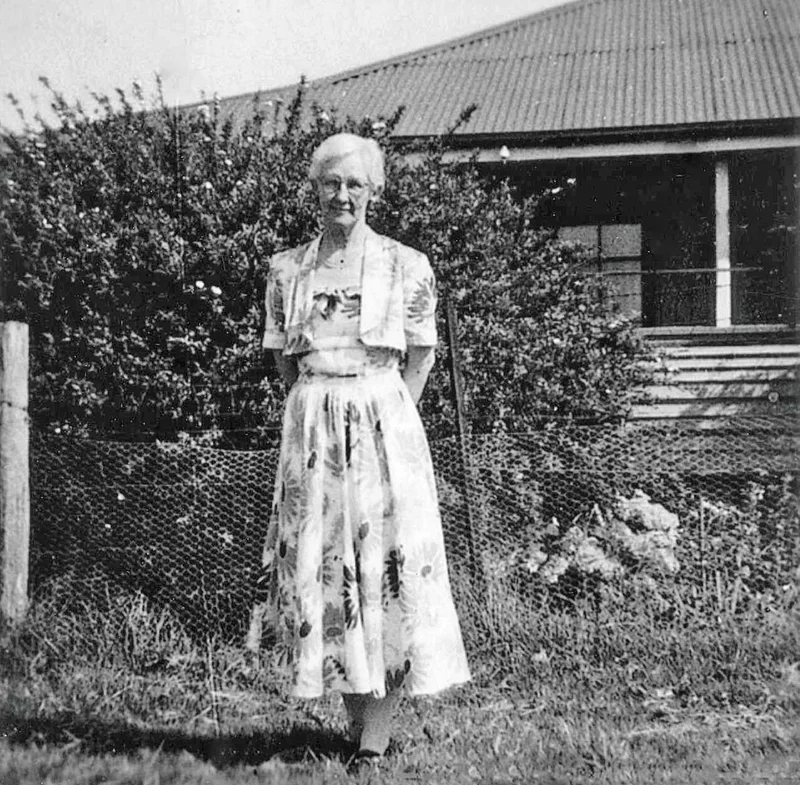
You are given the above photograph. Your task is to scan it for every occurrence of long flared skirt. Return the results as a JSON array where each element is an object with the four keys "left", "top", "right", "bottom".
[{"left": 253, "top": 368, "right": 471, "bottom": 698}]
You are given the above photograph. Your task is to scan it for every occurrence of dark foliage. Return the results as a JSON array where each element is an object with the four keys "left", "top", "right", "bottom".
[{"left": 1, "top": 80, "right": 653, "bottom": 445}]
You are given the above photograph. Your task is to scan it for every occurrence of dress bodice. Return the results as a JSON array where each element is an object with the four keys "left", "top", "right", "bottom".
[
  {"left": 262, "top": 227, "right": 438, "bottom": 357},
  {"left": 298, "top": 278, "right": 400, "bottom": 377}
]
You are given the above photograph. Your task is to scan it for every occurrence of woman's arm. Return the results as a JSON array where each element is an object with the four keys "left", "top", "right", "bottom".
[
  {"left": 402, "top": 346, "right": 435, "bottom": 405},
  {"left": 272, "top": 350, "right": 298, "bottom": 388}
]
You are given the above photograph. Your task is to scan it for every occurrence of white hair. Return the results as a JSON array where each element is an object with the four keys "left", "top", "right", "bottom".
[{"left": 308, "top": 133, "right": 385, "bottom": 194}]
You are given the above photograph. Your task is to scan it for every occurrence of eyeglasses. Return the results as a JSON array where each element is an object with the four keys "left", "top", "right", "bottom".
[{"left": 320, "top": 177, "right": 369, "bottom": 196}]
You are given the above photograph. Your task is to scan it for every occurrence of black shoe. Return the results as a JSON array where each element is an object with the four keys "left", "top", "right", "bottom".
[{"left": 347, "top": 748, "right": 383, "bottom": 773}]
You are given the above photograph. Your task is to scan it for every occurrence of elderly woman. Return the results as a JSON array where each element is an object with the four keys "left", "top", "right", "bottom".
[{"left": 253, "top": 132, "right": 470, "bottom": 762}]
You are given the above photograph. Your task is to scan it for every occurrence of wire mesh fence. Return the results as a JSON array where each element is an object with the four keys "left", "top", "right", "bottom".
[{"left": 28, "top": 416, "right": 799, "bottom": 640}]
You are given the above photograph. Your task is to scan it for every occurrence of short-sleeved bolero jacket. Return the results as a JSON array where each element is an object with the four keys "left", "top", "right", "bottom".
[{"left": 262, "top": 227, "right": 437, "bottom": 355}]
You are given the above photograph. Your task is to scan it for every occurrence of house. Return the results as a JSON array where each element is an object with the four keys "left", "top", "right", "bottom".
[{"left": 215, "top": 0, "right": 799, "bottom": 418}]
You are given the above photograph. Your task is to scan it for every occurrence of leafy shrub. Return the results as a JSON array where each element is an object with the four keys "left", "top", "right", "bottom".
[
  {"left": 474, "top": 465, "right": 799, "bottom": 617},
  {"left": 1, "top": 80, "right": 653, "bottom": 444},
  {"left": 674, "top": 472, "right": 800, "bottom": 612},
  {"left": 372, "top": 134, "right": 654, "bottom": 432}
]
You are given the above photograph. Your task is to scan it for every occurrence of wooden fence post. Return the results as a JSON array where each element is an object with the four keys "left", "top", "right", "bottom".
[
  {"left": 444, "top": 297, "right": 484, "bottom": 587},
  {"left": 1, "top": 321, "right": 30, "bottom": 624}
]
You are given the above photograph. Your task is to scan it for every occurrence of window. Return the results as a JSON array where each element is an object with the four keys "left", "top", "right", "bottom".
[{"left": 559, "top": 224, "right": 642, "bottom": 319}]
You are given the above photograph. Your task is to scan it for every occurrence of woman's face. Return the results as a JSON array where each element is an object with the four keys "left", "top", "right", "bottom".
[{"left": 316, "top": 151, "right": 372, "bottom": 233}]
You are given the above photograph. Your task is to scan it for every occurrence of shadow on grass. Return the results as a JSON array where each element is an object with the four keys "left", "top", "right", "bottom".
[{"left": 0, "top": 713, "right": 356, "bottom": 768}]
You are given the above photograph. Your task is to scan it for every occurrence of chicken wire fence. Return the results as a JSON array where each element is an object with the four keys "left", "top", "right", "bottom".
[{"left": 27, "top": 416, "right": 799, "bottom": 640}]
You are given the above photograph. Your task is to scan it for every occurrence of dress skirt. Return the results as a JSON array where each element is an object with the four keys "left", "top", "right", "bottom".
[{"left": 254, "top": 362, "right": 471, "bottom": 698}]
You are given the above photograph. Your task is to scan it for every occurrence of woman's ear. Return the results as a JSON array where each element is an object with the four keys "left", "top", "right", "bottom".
[{"left": 369, "top": 184, "right": 384, "bottom": 204}]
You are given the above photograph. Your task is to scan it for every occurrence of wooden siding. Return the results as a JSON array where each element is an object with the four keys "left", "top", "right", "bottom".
[{"left": 632, "top": 343, "right": 799, "bottom": 419}]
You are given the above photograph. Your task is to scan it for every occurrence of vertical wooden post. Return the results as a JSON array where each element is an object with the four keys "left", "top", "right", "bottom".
[
  {"left": 1, "top": 321, "right": 30, "bottom": 624},
  {"left": 444, "top": 297, "right": 483, "bottom": 586},
  {"left": 715, "top": 158, "right": 732, "bottom": 328}
]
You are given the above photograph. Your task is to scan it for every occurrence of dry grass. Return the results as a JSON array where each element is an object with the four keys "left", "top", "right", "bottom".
[{"left": 1, "top": 579, "right": 799, "bottom": 784}]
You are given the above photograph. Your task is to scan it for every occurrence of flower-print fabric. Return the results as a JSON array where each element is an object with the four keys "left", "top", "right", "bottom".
[
  {"left": 262, "top": 228, "right": 438, "bottom": 355},
  {"left": 253, "top": 234, "right": 471, "bottom": 699}
]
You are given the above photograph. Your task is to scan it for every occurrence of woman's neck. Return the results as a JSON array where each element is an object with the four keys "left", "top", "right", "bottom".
[
  {"left": 320, "top": 222, "right": 367, "bottom": 253},
  {"left": 317, "top": 222, "right": 366, "bottom": 272}
]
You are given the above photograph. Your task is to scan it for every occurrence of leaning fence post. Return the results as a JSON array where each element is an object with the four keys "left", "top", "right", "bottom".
[
  {"left": 0, "top": 321, "right": 30, "bottom": 625},
  {"left": 444, "top": 297, "right": 484, "bottom": 587}
]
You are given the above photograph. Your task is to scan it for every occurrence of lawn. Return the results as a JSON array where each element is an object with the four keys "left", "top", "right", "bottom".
[{"left": 1, "top": 581, "right": 799, "bottom": 784}]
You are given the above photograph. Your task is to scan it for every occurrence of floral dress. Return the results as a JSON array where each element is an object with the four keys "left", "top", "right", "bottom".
[{"left": 251, "top": 228, "right": 471, "bottom": 699}]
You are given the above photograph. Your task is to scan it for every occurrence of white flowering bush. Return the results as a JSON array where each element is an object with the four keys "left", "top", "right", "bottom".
[
  {"left": 1, "top": 81, "right": 653, "bottom": 444},
  {"left": 514, "top": 491, "right": 680, "bottom": 593},
  {"left": 1, "top": 83, "right": 324, "bottom": 443},
  {"left": 477, "top": 469, "right": 798, "bottom": 614}
]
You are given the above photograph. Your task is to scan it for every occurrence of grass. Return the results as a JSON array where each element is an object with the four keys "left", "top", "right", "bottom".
[{"left": 1, "top": 578, "right": 799, "bottom": 784}]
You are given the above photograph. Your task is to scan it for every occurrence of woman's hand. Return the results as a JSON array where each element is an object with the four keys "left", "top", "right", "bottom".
[
  {"left": 402, "top": 346, "right": 435, "bottom": 405},
  {"left": 272, "top": 350, "right": 299, "bottom": 389}
]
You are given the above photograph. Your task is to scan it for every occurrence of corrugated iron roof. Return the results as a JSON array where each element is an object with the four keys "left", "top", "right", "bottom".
[{"left": 213, "top": 0, "right": 800, "bottom": 139}]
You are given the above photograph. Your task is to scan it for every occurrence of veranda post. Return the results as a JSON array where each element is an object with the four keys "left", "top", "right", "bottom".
[{"left": 0, "top": 321, "right": 30, "bottom": 624}]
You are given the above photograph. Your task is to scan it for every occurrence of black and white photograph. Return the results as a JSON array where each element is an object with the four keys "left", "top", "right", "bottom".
[{"left": 1, "top": 1, "right": 798, "bottom": 782}]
